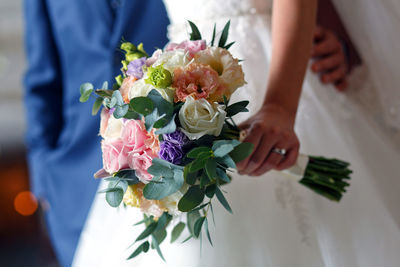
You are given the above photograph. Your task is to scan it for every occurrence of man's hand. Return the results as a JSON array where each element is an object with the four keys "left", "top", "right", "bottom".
[{"left": 311, "top": 26, "right": 349, "bottom": 91}]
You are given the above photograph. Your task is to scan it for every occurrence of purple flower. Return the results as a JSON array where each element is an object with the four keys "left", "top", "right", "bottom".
[
  {"left": 126, "top": 57, "right": 146, "bottom": 79},
  {"left": 159, "top": 141, "right": 184, "bottom": 165},
  {"left": 163, "top": 129, "right": 189, "bottom": 146}
]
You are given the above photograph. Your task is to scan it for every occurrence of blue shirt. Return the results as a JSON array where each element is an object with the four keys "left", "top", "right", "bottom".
[{"left": 23, "top": 0, "right": 169, "bottom": 265}]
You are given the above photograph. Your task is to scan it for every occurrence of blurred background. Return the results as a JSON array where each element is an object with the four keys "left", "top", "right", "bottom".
[{"left": 0, "top": 0, "right": 58, "bottom": 266}]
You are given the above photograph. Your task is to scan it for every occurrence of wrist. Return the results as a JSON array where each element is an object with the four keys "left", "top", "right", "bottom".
[{"left": 259, "top": 102, "right": 297, "bottom": 126}]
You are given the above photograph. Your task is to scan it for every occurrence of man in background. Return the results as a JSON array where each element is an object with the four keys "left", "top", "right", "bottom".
[{"left": 23, "top": 0, "right": 169, "bottom": 266}]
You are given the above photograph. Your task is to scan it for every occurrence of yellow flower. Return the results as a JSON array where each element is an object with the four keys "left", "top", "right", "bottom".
[{"left": 122, "top": 184, "right": 143, "bottom": 208}]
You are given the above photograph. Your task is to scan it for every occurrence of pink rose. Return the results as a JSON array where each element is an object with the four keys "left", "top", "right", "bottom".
[
  {"left": 121, "top": 120, "right": 148, "bottom": 153},
  {"left": 101, "top": 139, "right": 129, "bottom": 174},
  {"left": 165, "top": 40, "right": 206, "bottom": 57},
  {"left": 128, "top": 149, "right": 157, "bottom": 182}
]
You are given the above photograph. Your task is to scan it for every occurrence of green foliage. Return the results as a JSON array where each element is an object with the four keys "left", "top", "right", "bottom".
[
  {"left": 127, "top": 241, "right": 149, "bottom": 260},
  {"left": 229, "top": 142, "right": 254, "bottom": 163},
  {"left": 170, "top": 222, "right": 186, "bottom": 243},
  {"left": 105, "top": 187, "right": 124, "bottom": 207},
  {"left": 225, "top": 100, "right": 249, "bottom": 117},
  {"left": 210, "top": 23, "right": 217, "bottom": 46},
  {"left": 205, "top": 159, "right": 217, "bottom": 180},
  {"left": 193, "top": 217, "right": 206, "bottom": 238},
  {"left": 143, "top": 90, "right": 175, "bottom": 134},
  {"left": 135, "top": 221, "right": 158, "bottom": 242},
  {"left": 187, "top": 210, "right": 201, "bottom": 236},
  {"left": 218, "top": 20, "right": 231, "bottom": 48},
  {"left": 188, "top": 20, "right": 202, "bottom": 40},
  {"left": 215, "top": 187, "right": 232, "bottom": 213},
  {"left": 79, "top": 82, "right": 94, "bottom": 102},
  {"left": 143, "top": 159, "right": 184, "bottom": 200},
  {"left": 178, "top": 185, "right": 205, "bottom": 212},
  {"left": 154, "top": 114, "right": 176, "bottom": 135},
  {"left": 92, "top": 97, "right": 103, "bottom": 115},
  {"left": 129, "top": 97, "right": 154, "bottom": 116}
]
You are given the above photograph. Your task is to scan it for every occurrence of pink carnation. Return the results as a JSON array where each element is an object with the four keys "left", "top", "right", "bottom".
[
  {"left": 128, "top": 149, "right": 157, "bottom": 182},
  {"left": 165, "top": 40, "right": 206, "bottom": 57},
  {"left": 121, "top": 120, "right": 148, "bottom": 153},
  {"left": 172, "top": 63, "right": 223, "bottom": 102},
  {"left": 101, "top": 139, "right": 129, "bottom": 174}
]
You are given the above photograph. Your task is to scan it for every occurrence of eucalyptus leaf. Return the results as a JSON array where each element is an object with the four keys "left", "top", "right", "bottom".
[
  {"left": 184, "top": 167, "right": 198, "bottom": 185},
  {"left": 193, "top": 217, "right": 206, "bottom": 238},
  {"left": 143, "top": 169, "right": 184, "bottom": 200},
  {"left": 127, "top": 241, "right": 149, "bottom": 260},
  {"left": 170, "top": 222, "right": 185, "bottom": 243},
  {"left": 187, "top": 210, "right": 201, "bottom": 235},
  {"left": 92, "top": 97, "right": 103, "bottom": 115},
  {"left": 187, "top": 147, "right": 211, "bottom": 158},
  {"left": 205, "top": 184, "right": 217, "bottom": 198},
  {"left": 105, "top": 187, "right": 124, "bottom": 207},
  {"left": 205, "top": 159, "right": 217, "bottom": 180},
  {"left": 135, "top": 222, "right": 157, "bottom": 242},
  {"left": 215, "top": 187, "right": 232, "bottom": 213},
  {"left": 112, "top": 90, "right": 124, "bottom": 106},
  {"left": 199, "top": 172, "right": 210, "bottom": 188},
  {"left": 113, "top": 104, "right": 129, "bottom": 119},
  {"left": 189, "top": 157, "right": 209, "bottom": 172},
  {"left": 79, "top": 82, "right": 94, "bottom": 102},
  {"left": 216, "top": 167, "right": 231, "bottom": 183},
  {"left": 147, "top": 163, "right": 174, "bottom": 178},
  {"left": 216, "top": 155, "right": 236, "bottom": 169},
  {"left": 229, "top": 142, "right": 254, "bottom": 163},
  {"left": 204, "top": 217, "right": 213, "bottom": 246},
  {"left": 129, "top": 97, "right": 154, "bottom": 116},
  {"left": 152, "top": 229, "right": 167, "bottom": 247},
  {"left": 213, "top": 144, "right": 234, "bottom": 158},
  {"left": 178, "top": 185, "right": 205, "bottom": 212},
  {"left": 155, "top": 114, "right": 176, "bottom": 135},
  {"left": 101, "top": 81, "right": 109, "bottom": 90},
  {"left": 152, "top": 234, "right": 165, "bottom": 261}
]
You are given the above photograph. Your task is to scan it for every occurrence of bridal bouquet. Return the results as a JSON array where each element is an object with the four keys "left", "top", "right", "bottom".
[{"left": 80, "top": 21, "right": 352, "bottom": 260}]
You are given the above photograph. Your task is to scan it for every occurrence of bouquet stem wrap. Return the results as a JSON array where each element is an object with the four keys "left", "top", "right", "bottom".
[{"left": 283, "top": 154, "right": 351, "bottom": 201}]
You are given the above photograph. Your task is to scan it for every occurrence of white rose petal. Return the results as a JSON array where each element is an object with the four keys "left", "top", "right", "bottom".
[
  {"left": 152, "top": 49, "right": 191, "bottom": 73},
  {"left": 104, "top": 115, "right": 123, "bottom": 139},
  {"left": 179, "top": 96, "right": 226, "bottom": 140},
  {"left": 127, "top": 78, "right": 174, "bottom": 103}
]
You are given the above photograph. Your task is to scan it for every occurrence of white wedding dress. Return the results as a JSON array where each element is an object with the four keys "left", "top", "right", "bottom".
[{"left": 73, "top": 0, "right": 400, "bottom": 266}]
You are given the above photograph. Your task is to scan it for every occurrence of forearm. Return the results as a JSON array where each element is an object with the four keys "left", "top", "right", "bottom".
[{"left": 264, "top": 0, "right": 317, "bottom": 120}]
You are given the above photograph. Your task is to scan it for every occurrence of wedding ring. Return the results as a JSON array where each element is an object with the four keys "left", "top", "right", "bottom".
[{"left": 272, "top": 148, "right": 286, "bottom": 156}]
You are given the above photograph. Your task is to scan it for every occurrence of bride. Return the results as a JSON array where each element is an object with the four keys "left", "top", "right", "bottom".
[{"left": 73, "top": 0, "right": 400, "bottom": 266}]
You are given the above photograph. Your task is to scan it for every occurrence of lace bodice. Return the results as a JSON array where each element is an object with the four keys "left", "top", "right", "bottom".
[{"left": 163, "top": 0, "right": 272, "bottom": 24}]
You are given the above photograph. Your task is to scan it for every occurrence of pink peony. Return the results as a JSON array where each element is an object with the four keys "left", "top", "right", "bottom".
[
  {"left": 172, "top": 63, "right": 224, "bottom": 102},
  {"left": 128, "top": 149, "right": 157, "bottom": 182},
  {"left": 165, "top": 40, "right": 206, "bottom": 57},
  {"left": 101, "top": 139, "right": 129, "bottom": 174},
  {"left": 121, "top": 120, "right": 148, "bottom": 153}
]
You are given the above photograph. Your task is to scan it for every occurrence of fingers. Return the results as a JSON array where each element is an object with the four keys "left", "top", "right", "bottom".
[
  {"left": 276, "top": 146, "right": 299, "bottom": 171},
  {"left": 236, "top": 124, "right": 263, "bottom": 172},
  {"left": 311, "top": 53, "right": 343, "bottom": 73},
  {"left": 321, "top": 65, "right": 347, "bottom": 84},
  {"left": 245, "top": 134, "right": 278, "bottom": 174},
  {"left": 249, "top": 148, "right": 282, "bottom": 176},
  {"left": 334, "top": 79, "right": 348, "bottom": 91},
  {"left": 313, "top": 26, "right": 325, "bottom": 42},
  {"left": 311, "top": 32, "right": 341, "bottom": 57}
]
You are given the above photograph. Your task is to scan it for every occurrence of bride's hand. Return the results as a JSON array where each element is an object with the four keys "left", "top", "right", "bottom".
[{"left": 237, "top": 104, "right": 300, "bottom": 176}]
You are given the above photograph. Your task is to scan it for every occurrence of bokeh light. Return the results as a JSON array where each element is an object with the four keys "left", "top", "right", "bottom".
[{"left": 14, "top": 191, "right": 38, "bottom": 216}]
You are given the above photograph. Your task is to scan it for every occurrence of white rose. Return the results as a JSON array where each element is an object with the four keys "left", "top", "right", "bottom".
[
  {"left": 128, "top": 78, "right": 174, "bottom": 102},
  {"left": 179, "top": 96, "right": 226, "bottom": 140},
  {"left": 103, "top": 115, "right": 123, "bottom": 139},
  {"left": 152, "top": 49, "right": 191, "bottom": 73}
]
